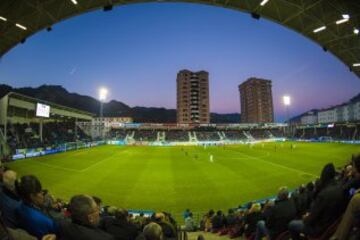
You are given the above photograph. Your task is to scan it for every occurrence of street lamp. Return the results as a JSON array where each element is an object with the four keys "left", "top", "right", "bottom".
[{"left": 283, "top": 95, "right": 291, "bottom": 136}]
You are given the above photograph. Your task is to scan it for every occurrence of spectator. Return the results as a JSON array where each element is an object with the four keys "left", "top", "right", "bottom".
[
  {"left": 331, "top": 191, "right": 360, "bottom": 240},
  {"left": 211, "top": 210, "right": 225, "bottom": 231},
  {"left": 134, "top": 212, "right": 146, "bottom": 229},
  {"left": 242, "top": 203, "right": 263, "bottom": 237},
  {"left": 16, "top": 175, "right": 58, "bottom": 239},
  {"left": 0, "top": 170, "right": 20, "bottom": 228},
  {"left": 225, "top": 209, "right": 236, "bottom": 227},
  {"left": 101, "top": 208, "right": 139, "bottom": 240},
  {"left": 58, "top": 194, "right": 114, "bottom": 240},
  {"left": 143, "top": 222, "right": 163, "bottom": 240},
  {"left": 255, "top": 187, "right": 296, "bottom": 240},
  {"left": 182, "top": 212, "right": 196, "bottom": 232},
  {"left": 201, "top": 210, "right": 214, "bottom": 232},
  {"left": 289, "top": 163, "right": 346, "bottom": 239},
  {"left": 182, "top": 209, "right": 191, "bottom": 220},
  {"left": 292, "top": 185, "right": 308, "bottom": 217},
  {"left": 304, "top": 181, "right": 315, "bottom": 210},
  {"left": 342, "top": 155, "right": 360, "bottom": 200},
  {"left": 154, "top": 213, "right": 176, "bottom": 239},
  {"left": 92, "top": 196, "right": 105, "bottom": 217}
]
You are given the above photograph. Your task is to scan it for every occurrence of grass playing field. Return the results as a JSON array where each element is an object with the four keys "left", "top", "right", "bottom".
[{"left": 6, "top": 141, "right": 359, "bottom": 221}]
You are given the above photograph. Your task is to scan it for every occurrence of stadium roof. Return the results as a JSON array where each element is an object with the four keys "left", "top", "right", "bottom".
[
  {"left": 3, "top": 92, "right": 95, "bottom": 119},
  {"left": 0, "top": 0, "right": 360, "bottom": 77}
]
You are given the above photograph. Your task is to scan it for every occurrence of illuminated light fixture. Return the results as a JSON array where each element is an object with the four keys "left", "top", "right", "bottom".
[
  {"left": 15, "top": 23, "right": 27, "bottom": 30},
  {"left": 354, "top": 28, "right": 359, "bottom": 35},
  {"left": 283, "top": 96, "right": 291, "bottom": 106},
  {"left": 336, "top": 14, "right": 350, "bottom": 25},
  {"left": 0, "top": 16, "right": 7, "bottom": 21},
  {"left": 99, "top": 87, "right": 108, "bottom": 102},
  {"left": 70, "top": 0, "right": 78, "bottom": 5},
  {"left": 313, "top": 26, "right": 326, "bottom": 33},
  {"left": 353, "top": 63, "right": 360, "bottom": 67},
  {"left": 260, "top": 0, "right": 269, "bottom": 6},
  {"left": 336, "top": 18, "right": 349, "bottom": 24}
]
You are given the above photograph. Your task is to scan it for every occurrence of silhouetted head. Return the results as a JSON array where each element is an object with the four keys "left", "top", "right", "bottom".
[
  {"left": 277, "top": 187, "right": 289, "bottom": 201},
  {"left": 320, "top": 163, "right": 336, "bottom": 186},
  {"left": 143, "top": 222, "right": 163, "bottom": 240},
  {"left": 17, "top": 175, "right": 44, "bottom": 207},
  {"left": 69, "top": 195, "right": 100, "bottom": 226}
]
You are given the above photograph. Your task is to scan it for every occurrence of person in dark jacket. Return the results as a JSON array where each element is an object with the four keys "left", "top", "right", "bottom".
[
  {"left": 293, "top": 185, "right": 308, "bottom": 217},
  {"left": 243, "top": 203, "right": 264, "bottom": 237},
  {"left": 342, "top": 155, "right": 360, "bottom": 201},
  {"left": 211, "top": 210, "right": 225, "bottom": 231},
  {"left": 58, "top": 194, "right": 114, "bottom": 240},
  {"left": 154, "top": 213, "right": 176, "bottom": 239},
  {"left": 101, "top": 208, "right": 140, "bottom": 240},
  {"left": 226, "top": 209, "right": 237, "bottom": 227},
  {"left": 289, "top": 163, "right": 346, "bottom": 239},
  {"left": 16, "top": 175, "right": 58, "bottom": 239},
  {"left": 0, "top": 170, "right": 21, "bottom": 228},
  {"left": 255, "top": 187, "right": 296, "bottom": 240}
]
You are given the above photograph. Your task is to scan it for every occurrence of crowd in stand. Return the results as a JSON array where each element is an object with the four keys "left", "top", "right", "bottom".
[
  {"left": 191, "top": 155, "right": 360, "bottom": 240},
  {"left": 294, "top": 125, "right": 360, "bottom": 141},
  {"left": 6, "top": 122, "right": 88, "bottom": 152},
  {"left": 109, "top": 129, "right": 127, "bottom": 140},
  {"left": 108, "top": 129, "right": 284, "bottom": 142},
  {"left": 195, "top": 132, "right": 220, "bottom": 141},
  {"left": 165, "top": 130, "right": 189, "bottom": 142},
  {"left": 134, "top": 130, "right": 157, "bottom": 142},
  {"left": 0, "top": 168, "right": 179, "bottom": 240}
]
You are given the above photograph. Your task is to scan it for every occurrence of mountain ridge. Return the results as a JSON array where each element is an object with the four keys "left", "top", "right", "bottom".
[{"left": 0, "top": 84, "right": 240, "bottom": 123}]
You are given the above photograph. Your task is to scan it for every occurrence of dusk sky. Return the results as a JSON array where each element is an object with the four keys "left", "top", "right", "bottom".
[{"left": 1, "top": 2, "right": 360, "bottom": 121}]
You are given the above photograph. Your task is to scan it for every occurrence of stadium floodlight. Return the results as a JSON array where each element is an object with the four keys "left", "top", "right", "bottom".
[
  {"left": 353, "top": 63, "right": 360, "bottom": 67},
  {"left": 313, "top": 26, "right": 326, "bottom": 33},
  {"left": 0, "top": 16, "right": 7, "bottom": 21},
  {"left": 260, "top": 0, "right": 270, "bottom": 6},
  {"left": 15, "top": 23, "right": 27, "bottom": 30},
  {"left": 354, "top": 28, "right": 359, "bottom": 35},
  {"left": 283, "top": 96, "right": 291, "bottom": 106},
  {"left": 336, "top": 18, "right": 349, "bottom": 24},
  {"left": 99, "top": 87, "right": 108, "bottom": 102}
]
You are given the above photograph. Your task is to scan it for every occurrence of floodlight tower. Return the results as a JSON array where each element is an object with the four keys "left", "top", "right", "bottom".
[
  {"left": 99, "top": 87, "right": 108, "bottom": 118},
  {"left": 99, "top": 88, "right": 108, "bottom": 139},
  {"left": 283, "top": 95, "right": 291, "bottom": 136}
]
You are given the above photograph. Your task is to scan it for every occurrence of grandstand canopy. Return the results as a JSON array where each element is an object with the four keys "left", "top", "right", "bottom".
[
  {"left": 0, "top": 92, "right": 94, "bottom": 125},
  {"left": 0, "top": 1, "right": 360, "bottom": 77}
]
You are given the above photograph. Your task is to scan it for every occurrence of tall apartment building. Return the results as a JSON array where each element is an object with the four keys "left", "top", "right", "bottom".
[
  {"left": 239, "top": 78, "right": 274, "bottom": 123},
  {"left": 177, "top": 70, "right": 210, "bottom": 123}
]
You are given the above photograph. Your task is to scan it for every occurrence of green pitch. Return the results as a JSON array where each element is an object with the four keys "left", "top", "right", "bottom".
[{"left": 6, "top": 142, "right": 359, "bottom": 220}]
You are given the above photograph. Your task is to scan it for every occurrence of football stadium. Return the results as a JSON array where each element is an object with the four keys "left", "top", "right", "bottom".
[{"left": 1, "top": 1, "right": 360, "bottom": 240}]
